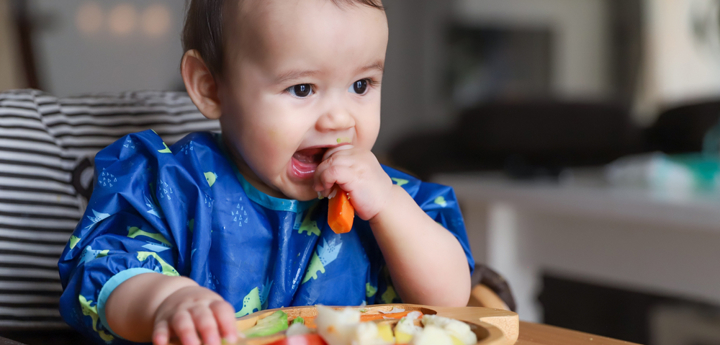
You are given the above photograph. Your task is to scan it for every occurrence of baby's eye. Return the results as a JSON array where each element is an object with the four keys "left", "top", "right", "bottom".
[
  {"left": 349, "top": 79, "right": 369, "bottom": 95},
  {"left": 287, "top": 84, "right": 314, "bottom": 98}
]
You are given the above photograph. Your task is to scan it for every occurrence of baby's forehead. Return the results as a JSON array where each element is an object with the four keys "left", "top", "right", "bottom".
[
  {"left": 223, "top": 0, "right": 387, "bottom": 57},
  {"left": 227, "top": 0, "right": 383, "bottom": 28}
]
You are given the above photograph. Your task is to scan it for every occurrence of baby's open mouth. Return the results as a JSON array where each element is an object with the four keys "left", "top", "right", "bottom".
[
  {"left": 293, "top": 147, "right": 326, "bottom": 164},
  {"left": 291, "top": 147, "right": 328, "bottom": 179}
]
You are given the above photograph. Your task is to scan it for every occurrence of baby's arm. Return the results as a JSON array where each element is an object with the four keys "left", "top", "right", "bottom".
[
  {"left": 57, "top": 131, "right": 241, "bottom": 345},
  {"left": 315, "top": 147, "right": 471, "bottom": 306},
  {"left": 105, "top": 273, "right": 238, "bottom": 345},
  {"left": 369, "top": 185, "right": 471, "bottom": 306}
]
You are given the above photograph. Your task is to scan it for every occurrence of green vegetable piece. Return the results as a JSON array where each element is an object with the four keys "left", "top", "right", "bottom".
[
  {"left": 292, "top": 316, "right": 305, "bottom": 325},
  {"left": 244, "top": 311, "right": 289, "bottom": 338},
  {"left": 359, "top": 308, "right": 368, "bottom": 313}
]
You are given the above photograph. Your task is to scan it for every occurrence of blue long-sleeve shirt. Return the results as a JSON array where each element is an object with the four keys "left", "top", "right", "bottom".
[{"left": 58, "top": 130, "right": 474, "bottom": 344}]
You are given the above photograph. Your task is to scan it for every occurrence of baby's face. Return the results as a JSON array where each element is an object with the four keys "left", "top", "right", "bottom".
[{"left": 217, "top": 0, "right": 388, "bottom": 201}]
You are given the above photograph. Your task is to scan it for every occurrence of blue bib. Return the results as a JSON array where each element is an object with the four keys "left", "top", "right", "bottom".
[{"left": 58, "top": 131, "right": 474, "bottom": 344}]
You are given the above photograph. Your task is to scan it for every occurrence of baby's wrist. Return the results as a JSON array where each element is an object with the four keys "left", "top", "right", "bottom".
[
  {"left": 368, "top": 184, "right": 403, "bottom": 227},
  {"left": 153, "top": 277, "right": 201, "bottom": 313},
  {"left": 159, "top": 276, "right": 199, "bottom": 297}
]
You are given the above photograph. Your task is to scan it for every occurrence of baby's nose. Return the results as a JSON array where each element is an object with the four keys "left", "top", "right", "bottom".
[{"left": 316, "top": 108, "right": 355, "bottom": 132}]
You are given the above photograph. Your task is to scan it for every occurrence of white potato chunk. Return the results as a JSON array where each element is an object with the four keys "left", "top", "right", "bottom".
[
  {"left": 421, "top": 315, "right": 477, "bottom": 345},
  {"left": 410, "top": 325, "right": 453, "bottom": 345}
]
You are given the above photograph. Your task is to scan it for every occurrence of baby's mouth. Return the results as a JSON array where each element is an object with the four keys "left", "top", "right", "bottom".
[{"left": 291, "top": 147, "right": 328, "bottom": 179}]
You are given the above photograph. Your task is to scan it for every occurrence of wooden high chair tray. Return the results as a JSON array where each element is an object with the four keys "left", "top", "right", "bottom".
[{"left": 234, "top": 304, "right": 519, "bottom": 345}]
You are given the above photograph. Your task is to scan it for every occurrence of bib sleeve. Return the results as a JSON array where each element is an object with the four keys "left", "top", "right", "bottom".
[{"left": 58, "top": 130, "right": 203, "bottom": 344}]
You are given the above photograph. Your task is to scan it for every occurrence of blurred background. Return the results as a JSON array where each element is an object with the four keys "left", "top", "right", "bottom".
[{"left": 3, "top": 0, "right": 720, "bottom": 344}]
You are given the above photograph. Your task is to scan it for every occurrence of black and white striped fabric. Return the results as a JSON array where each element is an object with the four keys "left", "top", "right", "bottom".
[{"left": 0, "top": 89, "right": 219, "bottom": 330}]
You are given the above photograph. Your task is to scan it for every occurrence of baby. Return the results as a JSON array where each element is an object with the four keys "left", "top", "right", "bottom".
[{"left": 58, "top": 1, "right": 474, "bottom": 344}]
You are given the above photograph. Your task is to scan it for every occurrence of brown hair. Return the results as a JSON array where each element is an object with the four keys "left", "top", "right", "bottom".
[{"left": 182, "top": 0, "right": 384, "bottom": 77}]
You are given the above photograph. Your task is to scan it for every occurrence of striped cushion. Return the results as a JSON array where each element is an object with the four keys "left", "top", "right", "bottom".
[{"left": 0, "top": 89, "right": 219, "bottom": 330}]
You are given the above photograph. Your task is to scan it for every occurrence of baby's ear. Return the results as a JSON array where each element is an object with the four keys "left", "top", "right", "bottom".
[{"left": 181, "top": 50, "right": 222, "bottom": 120}]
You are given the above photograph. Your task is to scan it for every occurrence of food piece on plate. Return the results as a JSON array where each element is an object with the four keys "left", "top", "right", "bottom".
[
  {"left": 315, "top": 305, "right": 392, "bottom": 345},
  {"left": 449, "top": 336, "right": 466, "bottom": 345},
  {"left": 315, "top": 305, "right": 360, "bottom": 345},
  {"left": 376, "top": 323, "right": 394, "bottom": 343},
  {"left": 394, "top": 331, "right": 412, "bottom": 345},
  {"left": 394, "top": 314, "right": 422, "bottom": 344},
  {"left": 244, "top": 310, "right": 289, "bottom": 338},
  {"left": 267, "top": 334, "right": 328, "bottom": 345},
  {"left": 287, "top": 322, "right": 313, "bottom": 337},
  {"left": 420, "top": 315, "right": 477, "bottom": 345},
  {"left": 404, "top": 312, "right": 422, "bottom": 320},
  {"left": 327, "top": 188, "right": 354, "bottom": 234},
  {"left": 378, "top": 307, "right": 405, "bottom": 314},
  {"left": 360, "top": 311, "right": 419, "bottom": 322},
  {"left": 293, "top": 317, "right": 306, "bottom": 325},
  {"left": 409, "top": 325, "right": 453, "bottom": 345},
  {"left": 354, "top": 321, "right": 393, "bottom": 345},
  {"left": 395, "top": 316, "right": 421, "bottom": 334}
]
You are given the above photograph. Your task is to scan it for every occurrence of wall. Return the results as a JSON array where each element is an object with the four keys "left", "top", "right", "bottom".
[
  {"left": 0, "top": 0, "right": 25, "bottom": 91},
  {"left": 29, "top": 0, "right": 186, "bottom": 96},
  {"left": 453, "top": 0, "right": 612, "bottom": 101},
  {"left": 376, "top": 0, "right": 612, "bottom": 154},
  {"left": 376, "top": 0, "right": 455, "bottom": 154},
  {"left": 635, "top": 0, "right": 720, "bottom": 124},
  {"left": 23, "top": 0, "right": 616, "bottom": 155}
]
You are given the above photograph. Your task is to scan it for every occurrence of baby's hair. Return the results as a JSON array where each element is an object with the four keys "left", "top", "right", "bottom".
[{"left": 182, "top": 0, "right": 384, "bottom": 77}]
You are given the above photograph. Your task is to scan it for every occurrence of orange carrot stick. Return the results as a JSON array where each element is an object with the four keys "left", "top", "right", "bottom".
[
  {"left": 295, "top": 311, "right": 421, "bottom": 329},
  {"left": 359, "top": 311, "right": 421, "bottom": 322},
  {"left": 328, "top": 188, "right": 354, "bottom": 234}
]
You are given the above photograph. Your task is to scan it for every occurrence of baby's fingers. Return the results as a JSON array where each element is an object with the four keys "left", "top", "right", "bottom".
[
  {"left": 314, "top": 151, "right": 354, "bottom": 194},
  {"left": 322, "top": 144, "right": 353, "bottom": 161},
  {"left": 210, "top": 300, "right": 241, "bottom": 344},
  {"left": 317, "top": 165, "right": 354, "bottom": 194},
  {"left": 172, "top": 310, "right": 201, "bottom": 345},
  {"left": 153, "top": 319, "right": 170, "bottom": 345},
  {"left": 191, "top": 306, "right": 222, "bottom": 345}
]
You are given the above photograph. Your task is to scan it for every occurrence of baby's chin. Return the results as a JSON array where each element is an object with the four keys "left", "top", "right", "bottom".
[{"left": 278, "top": 184, "right": 319, "bottom": 202}]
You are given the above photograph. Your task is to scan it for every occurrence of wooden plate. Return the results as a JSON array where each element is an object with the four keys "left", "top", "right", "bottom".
[{"left": 235, "top": 304, "right": 518, "bottom": 345}]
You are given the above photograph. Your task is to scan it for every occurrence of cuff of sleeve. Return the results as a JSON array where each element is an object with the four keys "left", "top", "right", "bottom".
[{"left": 98, "top": 268, "right": 157, "bottom": 338}]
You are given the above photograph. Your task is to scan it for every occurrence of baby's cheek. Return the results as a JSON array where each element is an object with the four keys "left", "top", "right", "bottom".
[
  {"left": 253, "top": 127, "right": 295, "bottom": 167},
  {"left": 356, "top": 119, "right": 380, "bottom": 151},
  {"left": 263, "top": 127, "right": 296, "bottom": 153}
]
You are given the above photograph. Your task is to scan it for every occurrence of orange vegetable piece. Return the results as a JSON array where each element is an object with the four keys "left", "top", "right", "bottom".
[
  {"left": 328, "top": 188, "right": 354, "bottom": 234},
  {"left": 304, "top": 316, "right": 317, "bottom": 329},
  {"left": 359, "top": 311, "right": 421, "bottom": 322}
]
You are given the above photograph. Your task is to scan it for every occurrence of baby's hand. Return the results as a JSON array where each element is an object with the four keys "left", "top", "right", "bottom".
[
  {"left": 314, "top": 145, "right": 394, "bottom": 221},
  {"left": 153, "top": 286, "right": 240, "bottom": 345}
]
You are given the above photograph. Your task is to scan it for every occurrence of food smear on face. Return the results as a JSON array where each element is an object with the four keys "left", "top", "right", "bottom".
[{"left": 327, "top": 187, "right": 354, "bottom": 234}]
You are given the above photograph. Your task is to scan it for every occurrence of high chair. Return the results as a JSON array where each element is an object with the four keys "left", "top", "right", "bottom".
[{"left": 468, "top": 264, "right": 516, "bottom": 312}]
